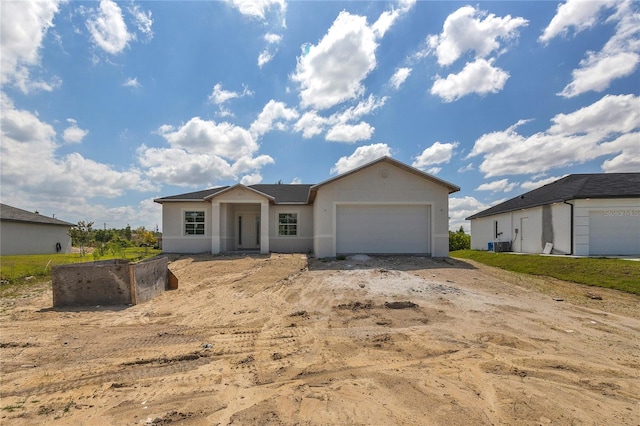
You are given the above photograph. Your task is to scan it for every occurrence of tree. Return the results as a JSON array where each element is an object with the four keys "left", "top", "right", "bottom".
[
  {"left": 68, "top": 221, "right": 94, "bottom": 256},
  {"left": 449, "top": 226, "right": 470, "bottom": 251}
]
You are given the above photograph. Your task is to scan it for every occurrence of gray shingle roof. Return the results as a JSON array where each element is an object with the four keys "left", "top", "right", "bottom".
[
  {"left": 249, "top": 184, "right": 313, "bottom": 203},
  {"left": 0, "top": 203, "right": 75, "bottom": 226},
  {"left": 154, "top": 184, "right": 313, "bottom": 204},
  {"left": 466, "top": 173, "right": 640, "bottom": 220},
  {"left": 154, "top": 187, "right": 229, "bottom": 202}
]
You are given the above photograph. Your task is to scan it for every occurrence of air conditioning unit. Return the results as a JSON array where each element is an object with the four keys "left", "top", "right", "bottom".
[{"left": 494, "top": 241, "right": 512, "bottom": 252}]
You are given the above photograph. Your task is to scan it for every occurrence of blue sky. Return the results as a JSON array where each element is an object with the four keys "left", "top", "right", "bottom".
[{"left": 1, "top": 0, "right": 638, "bottom": 232}]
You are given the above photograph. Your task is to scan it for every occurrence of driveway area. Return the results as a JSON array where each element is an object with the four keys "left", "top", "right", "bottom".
[{"left": 1, "top": 254, "right": 639, "bottom": 425}]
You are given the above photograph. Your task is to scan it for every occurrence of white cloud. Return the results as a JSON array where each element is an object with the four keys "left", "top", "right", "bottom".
[
  {"left": 1, "top": 98, "right": 155, "bottom": 205},
  {"left": 226, "top": 0, "right": 287, "bottom": 24},
  {"left": 539, "top": 0, "right": 616, "bottom": 43},
  {"left": 330, "top": 143, "right": 392, "bottom": 174},
  {"left": 129, "top": 3, "right": 154, "bottom": 41},
  {"left": 325, "top": 122, "right": 375, "bottom": 143},
  {"left": 240, "top": 173, "right": 263, "bottom": 185},
  {"left": 140, "top": 114, "right": 276, "bottom": 187},
  {"left": 372, "top": 0, "right": 415, "bottom": 38},
  {"left": 457, "top": 163, "right": 474, "bottom": 173},
  {"left": 63, "top": 119, "right": 89, "bottom": 144},
  {"left": 226, "top": 1, "right": 286, "bottom": 66},
  {"left": 157, "top": 117, "right": 257, "bottom": 161},
  {"left": 290, "top": 177, "right": 302, "bottom": 184},
  {"left": 331, "top": 94, "right": 388, "bottom": 124},
  {"left": 431, "top": 58, "right": 509, "bottom": 102},
  {"left": 258, "top": 49, "right": 275, "bottom": 68},
  {"left": 293, "top": 111, "right": 328, "bottom": 139},
  {"left": 209, "top": 83, "right": 252, "bottom": 105},
  {"left": 249, "top": 100, "right": 299, "bottom": 138},
  {"left": 123, "top": 77, "right": 141, "bottom": 88},
  {"left": 427, "top": 5, "right": 528, "bottom": 67},
  {"left": 265, "top": 33, "right": 282, "bottom": 44},
  {"left": 292, "top": 95, "right": 386, "bottom": 141},
  {"left": 557, "top": 2, "right": 640, "bottom": 98},
  {"left": 258, "top": 33, "right": 283, "bottom": 68},
  {"left": 449, "top": 196, "right": 492, "bottom": 232},
  {"left": 412, "top": 141, "right": 459, "bottom": 169},
  {"left": 389, "top": 67, "right": 412, "bottom": 90},
  {"left": 86, "top": 0, "right": 133, "bottom": 55},
  {"left": 292, "top": 11, "right": 378, "bottom": 110},
  {"left": 231, "top": 155, "right": 275, "bottom": 175},
  {"left": 0, "top": 0, "right": 62, "bottom": 93},
  {"left": 476, "top": 179, "right": 518, "bottom": 193},
  {"left": 468, "top": 94, "right": 640, "bottom": 177},
  {"left": 600, "top": 132, "right": 640, "bottom": 172},
  {"left": 137, "top": 146, "right": 235, "bottom": 186}
]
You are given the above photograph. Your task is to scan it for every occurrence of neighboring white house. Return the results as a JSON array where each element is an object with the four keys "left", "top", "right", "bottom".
[
  {"left": 0, "top": 204, "right": 74, "bottom": 255},
  {"left": 154, "top": 157, "right": 460, "bottom": 258},
  {"left": 466, "top": 174, "right": 640, "bottom": 256}
]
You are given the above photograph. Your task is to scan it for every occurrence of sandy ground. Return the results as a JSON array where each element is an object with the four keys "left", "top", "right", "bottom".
[{"left": 1, "top": 253, "right": 639, "bottom": 425}]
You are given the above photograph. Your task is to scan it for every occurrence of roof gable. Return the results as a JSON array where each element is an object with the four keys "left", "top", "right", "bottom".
[
  {"left": 0, "top": 203, "right": 74, "bottom": 226},
  {"left": 204, "top": 184, "right": 276, "bottom": 202},
  {"left": 310, "top": 156, "right": 460, "bottom": 195},
  {"left": 466, "top": 173, "right": 640, "bottom": 220}
]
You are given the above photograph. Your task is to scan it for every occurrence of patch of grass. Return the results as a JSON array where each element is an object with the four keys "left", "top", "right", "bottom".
[
  {"left": 0, "top": 248, "right": 161, "bottom": 294},
  {"left": 2, "top": 397, "right": 27, "bottom": 412},
  {"left": 450, "top": 250, "right": 640, "bottom": 295}
]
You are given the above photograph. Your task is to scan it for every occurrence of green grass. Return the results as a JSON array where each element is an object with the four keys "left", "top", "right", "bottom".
[
  {"left": 450, "top": 250, "right": 640, "bottom": 295},
  {"left": 0, "top": 247, "right": 161, "bottom": 284}
]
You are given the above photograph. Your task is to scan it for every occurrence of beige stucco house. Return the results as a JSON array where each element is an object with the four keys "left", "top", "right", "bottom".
[
  {"left": 154, "top": 157, "right": 460, "bottom": 258},
  {"left": 0, "top": 203, "right": 74, "bottom": 255}
]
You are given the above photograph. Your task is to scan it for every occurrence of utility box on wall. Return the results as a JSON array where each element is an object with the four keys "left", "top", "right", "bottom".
[{"left": 52, "top": 257, "right": 176, "bottom": 308}]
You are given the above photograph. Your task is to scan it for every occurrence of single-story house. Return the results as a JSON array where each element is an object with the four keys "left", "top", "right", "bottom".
[
  {"left": 0, "top": 203, "right": 74, "bottom": 255},
  {"left": 154, "top": 156, "right": 460, "bottom": 258},
  {"left": 466, "top": 173, "right": 640, "bottom": 256}
]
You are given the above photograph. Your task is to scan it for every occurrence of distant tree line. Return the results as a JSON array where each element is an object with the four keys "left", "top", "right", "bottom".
[
  {"left": 449, "top": 226, "right": 471, "bottom": 251},
  {"left": 68, "top": 221, "right": 161, "bottom": 256}
]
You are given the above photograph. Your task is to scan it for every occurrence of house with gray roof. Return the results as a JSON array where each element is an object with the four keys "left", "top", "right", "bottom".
[
  {"left": 0, "top": 204, "right": 74, "bottom": 255},
  {"left": 154, "top": 157, "right": 460, "bottom": 258},
  {"left": 466, "top": 173, "right": 640, "bottom": 256}
]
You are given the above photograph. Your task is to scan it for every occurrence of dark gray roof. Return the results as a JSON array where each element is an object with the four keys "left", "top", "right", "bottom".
[
  {"left": 249, "top": 184, "right": 313, "bottom": 203},
  {"left": 466, "top": 173, "right": 640, "bottom": 220},
  {"left": 154, "top": 184, "right": 313, "bottom": 204},
  {"left": 0, "top": 203, "right": 75, "bottom": 226},
  {"left": 154, "top": 187, "right": 229, "bottom": 202}
]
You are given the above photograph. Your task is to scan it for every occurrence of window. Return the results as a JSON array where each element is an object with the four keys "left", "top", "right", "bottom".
[
  {"left": 185, "top": 211, "right": 205, "bottom": 235},
  {"left": 278, "top": 213, "right": 298, "bottom": 236}
]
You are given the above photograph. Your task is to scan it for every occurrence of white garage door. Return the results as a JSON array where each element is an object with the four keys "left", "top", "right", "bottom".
[
  {"left": 589, "top": 211, "right": 640, "bottom": 255},
  {"left": 336, "top": 205, "right": 430, "bottom": 254}
]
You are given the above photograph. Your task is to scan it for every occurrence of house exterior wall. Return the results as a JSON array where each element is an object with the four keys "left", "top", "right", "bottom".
[
  {"left": 469, "top": 202, "right": 572, "bottom": 254},
  {"left": 574, "top": 198, "right": 640, "bottom": 256},
  {"left": 0, "top": 221, "right": 72, "bottom": 255},
  {"left": 161, "top": 201, "right": 212, "bottom": 253},
  {"left": 268, "top": 205, "right": 314, "bottom": 253},
  {"left": 313, "top": 162, "right": 450, "bottom": 258}
]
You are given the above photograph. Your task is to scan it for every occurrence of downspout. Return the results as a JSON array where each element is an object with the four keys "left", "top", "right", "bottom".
[{"left": 563, "top": 200, "right": 574, "bottom": 255}]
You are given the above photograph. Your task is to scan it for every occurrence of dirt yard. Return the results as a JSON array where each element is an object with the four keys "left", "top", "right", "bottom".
[{"left": 1, "top": 254, "right": 639, "bottom": 425}]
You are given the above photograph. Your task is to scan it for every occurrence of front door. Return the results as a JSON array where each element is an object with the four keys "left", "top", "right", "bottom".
[{"left": 237, "top": 213, "right": 260, "bottom": 250}]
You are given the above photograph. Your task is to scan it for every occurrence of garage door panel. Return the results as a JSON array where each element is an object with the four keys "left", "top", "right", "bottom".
[
  {"left": 336, "top": 205, "right": 430, "bottom": 254},
  {"left": 589, "top": 211, "right": 640, "bottom": 255}
]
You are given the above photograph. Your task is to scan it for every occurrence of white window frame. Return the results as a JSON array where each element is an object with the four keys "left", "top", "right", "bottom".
[
  {"left": 184, "top": 210, "right": 205, "bottom": 236},
  {"left": 278, "top": 212, "right": 298, "bottom": 237}
]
